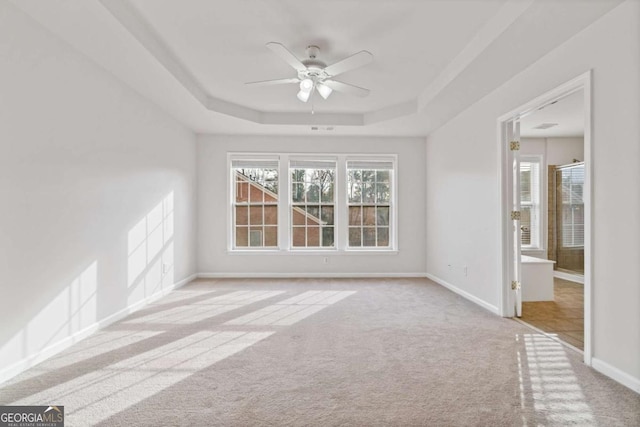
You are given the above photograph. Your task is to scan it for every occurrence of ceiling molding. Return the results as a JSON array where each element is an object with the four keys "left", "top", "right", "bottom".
[
  {"left": 11, "top": 0, "right": 624, "bottom": 136},
  {"left": 98, "top": 0, "right": 525, "bottom": 128}
]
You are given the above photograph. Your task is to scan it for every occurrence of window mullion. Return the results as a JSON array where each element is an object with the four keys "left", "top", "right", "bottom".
[{"left": 279, "top": 154, "right": 290, "bottom": 251}]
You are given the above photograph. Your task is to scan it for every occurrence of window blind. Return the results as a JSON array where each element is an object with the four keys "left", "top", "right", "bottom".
[
  {"left": 347, "top": 160, "right": 394, "bottom": 170},
  {"left": 289, "top": 159, "right": 336, "bottom": 169},
  {"left": 231, "top": 159, "right": 279, "bottom": 169}
]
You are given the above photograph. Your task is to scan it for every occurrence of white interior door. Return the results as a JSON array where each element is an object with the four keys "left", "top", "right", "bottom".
[{"left": 509, "top": 120, "right": 523, "bottom": 317}]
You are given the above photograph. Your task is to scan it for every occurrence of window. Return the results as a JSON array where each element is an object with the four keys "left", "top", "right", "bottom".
[
  {"left": 347, "top": 161, "right": 392, "bottom": 248},
  {"left": 232, "top": 159, "right": 278, "bottom": 248},
  {"left": 520, "top": 157, "right": 541, "bottom": 249},
  {"left": 559, "top": 164, "right": 584, "bottom": 248},
  {"left": 229, "top": 154, "right": 396, "bottom": 252},
  {"left": 290, "top": 160, "right": 336, "bottom": 248}
]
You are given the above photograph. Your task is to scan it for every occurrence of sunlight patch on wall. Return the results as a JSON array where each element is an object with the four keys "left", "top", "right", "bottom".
[
  {"left": 27, "top": 261, "right": 98, "bottom": 355},
  {"left": 127, "top": 193, "right": 174, "bottom": 305}
]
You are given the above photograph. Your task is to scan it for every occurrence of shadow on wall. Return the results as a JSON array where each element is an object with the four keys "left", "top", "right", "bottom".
[{"left": 0, "top": 192, "right": 176, "bottom": 380}]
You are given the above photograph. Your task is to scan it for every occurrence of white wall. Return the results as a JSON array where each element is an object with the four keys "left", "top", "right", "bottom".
[
  {"left": 197, "top": 135, "right": 426, "bottom": 277},
  {"left": 426, "top": 0, "right": 640, "bottom": 388},
  {"left": 0, "top": 3, "right": 197, "bottom": 382},
  {"left": 520, "top": 137, "right": 584, "bottom": 259},
  {"left": 521, "top": 137, "right": 584, "bottom": 165}
]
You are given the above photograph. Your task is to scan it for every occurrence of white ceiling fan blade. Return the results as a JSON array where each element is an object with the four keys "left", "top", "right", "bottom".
[
  {"left": 245, "top": 78, "right": 299, "bottom": 86},
  {"left": 323, "top": 50, "right": 373, "bottom": 77},
  {"left": 266, "top": 42, "right": 307, "bottom": 72},
  {"left": 322, "top": 80, "right": 370, "bottom": 97}
]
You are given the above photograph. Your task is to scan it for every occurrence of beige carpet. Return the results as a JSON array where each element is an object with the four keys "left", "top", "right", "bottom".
[{"left": 1, "top": 278, "right": 638, "bottom": 426}]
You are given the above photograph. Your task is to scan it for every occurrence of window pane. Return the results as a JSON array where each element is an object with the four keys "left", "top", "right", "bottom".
[
  {"left": 249, "top": 229, "right": 262, "bottom": 247},
  {"left": 348, "top": 181, "right": 362, "bottom": 203},
  {"left": 292, "top": 183, "right": 304, "bottom": 203},
  {"left": 306, "top": 205, "right": 320, "bottom": 224},
  {"left": 321, "top": 181, "right": 334, "bottom": 203},
  {"left": 376, "top": 207, "right": 389, "bottom": 225},
  {"left": 376, "top": 170, "right": 390, "bottom": 183},
  {"left": 362, "top": 183, "right": 375, "bottom": 203},
  {"left": 377, "top": 227, "right": 389, "bottom": 246},
  {"left": 264, "top": 206, "right": 277, "bottom": 225},
  {"left": 376, "top": 183, "right": 390, "bottom": 203},
  {"left": 349, "top": 206, "right": 362, "bottom": 226},
  {"left": 322, "top": 227, "right": 334, "bottom": 247},
  {"left": 349, "top": 228, "right": 362, "bottom": 247},
  {"left": 307, "top": 226, "right": 320, "bottom": 246},
  {"left": 363, "top": 206, "right": 376, "bottom": 226},
  {"left": 264, "top": 226, "right": 277, "bottom": 247},
  {"left": 236, "top": 181, "right": 249, "bottom": 203},
  {"left": 321, "top": 206, "right": 334, "bottom": 225},
  {"left": 249, "top": 206, "right": 263, "bottom": 225},
  {"left": 236, "top": 226, "right": 248, "bottom": 247},
  {"left": 292, "top": 207, "right": 306, "bottom": 225},
  {"left": 235, "top": 206, "right": 248, "bottom": 225},
  {"left": 307, "top": 184, "right": 320, "bottom": 203},
  {"left": 249, "top": 184, "right": 263, "bottom": 203},
  {"left": 292, "top": 227, "right": 305, "bottom": 247},
  {"left": 363, "top": 227, "right": 376, "bottom": 246}
]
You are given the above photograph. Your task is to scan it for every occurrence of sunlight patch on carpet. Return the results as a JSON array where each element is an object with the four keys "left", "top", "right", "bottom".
[
  {"left": 10, "top": 330, "right": 274, "bottom": 425},
  {"left": 225, "top": 291, "right": 356, "bottom": 326},
  {"left": 521, "top": 334, "right": 595, "bottom": 426}
]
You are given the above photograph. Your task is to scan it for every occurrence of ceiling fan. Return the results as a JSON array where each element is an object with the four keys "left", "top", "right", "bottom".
[{"left": 245, "top": 42, "right": 373, "bottom": 103}]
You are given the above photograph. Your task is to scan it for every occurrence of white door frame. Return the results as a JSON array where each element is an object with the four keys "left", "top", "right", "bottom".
[{"left": 497, "top": 71, "right": 593, "bottom": 365}]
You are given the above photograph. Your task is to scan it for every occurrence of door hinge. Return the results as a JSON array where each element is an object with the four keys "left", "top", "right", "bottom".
[
  {"left": 510, "top": 140, "right": 520, "bottom": 151},
  {"left": 511, "top": 280, "right": 521, "bottom": 290},
  {"left": 511, "top": 210, "right": 521, "bottom": 221}
]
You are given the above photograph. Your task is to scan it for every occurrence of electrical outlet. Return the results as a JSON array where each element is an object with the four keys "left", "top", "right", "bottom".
[
  {"left": 463, "top": 266, "right": 468, "bottom": 276},
  {"left": 323, "top": 257, "right": 329, "bottom": 264}
]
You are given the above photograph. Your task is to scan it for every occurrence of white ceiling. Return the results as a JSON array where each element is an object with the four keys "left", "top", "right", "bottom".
[
  {"left": 11, "top": 0, "right": 623, "bottom": 136},
  {"left": 520, "top": 90, "right": 584, "bottom": 138}
]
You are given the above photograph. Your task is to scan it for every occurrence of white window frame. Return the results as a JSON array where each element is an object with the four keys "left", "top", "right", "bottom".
[
  {"left": 228, "top": 153, "right": 398, "bottom": 254},
  {"left": 520, "top": 155, "right": 542, "bottom": 251},
  {"left": 289, "top": 157, "right": 337, "bottom": 251},
  {"left": 228, "top": 154, "right": 281, "bottom": 251},
  {"left": 345, "top": 157, "right": 396, "bottom": 251}
]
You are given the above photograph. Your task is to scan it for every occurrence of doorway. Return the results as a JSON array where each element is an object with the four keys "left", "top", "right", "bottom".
[{"left": 498, "top": 72, "right": 592, "bottom": 364}]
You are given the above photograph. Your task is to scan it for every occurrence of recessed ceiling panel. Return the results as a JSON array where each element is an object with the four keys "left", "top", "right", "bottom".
[{"left": 129, "top": 0, "right": 507, "bottom": 113}]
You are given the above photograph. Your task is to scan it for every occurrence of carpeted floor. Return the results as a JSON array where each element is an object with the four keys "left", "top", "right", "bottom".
[{"left": 1, "top": 278, "right": 638, "bottom": 426}]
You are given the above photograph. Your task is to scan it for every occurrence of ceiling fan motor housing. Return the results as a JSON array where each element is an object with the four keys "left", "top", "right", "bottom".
[{"left": 300, "top": 45, "right": 328, "bottom": 82}]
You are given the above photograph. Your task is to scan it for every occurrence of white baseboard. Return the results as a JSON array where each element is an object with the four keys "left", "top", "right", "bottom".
[
  {"left": 592, "top": 357, "right": 640, "bottom": 394},
  {"left": 425, "top": 273, "right": 499, "bottom": 315},
  {"left": 197, "top": 272, "right": 428, "bottom": 279},
  {"left": 554, "top": 270, "right": 584, "bottom": 284},
  {"left": 0, "top": 273, "right": 197, "bottom": 385}
]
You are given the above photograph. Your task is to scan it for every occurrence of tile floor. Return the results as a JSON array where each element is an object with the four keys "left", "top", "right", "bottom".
[{"left": 521, "top": 278, "right": 584, "bottom": 349}]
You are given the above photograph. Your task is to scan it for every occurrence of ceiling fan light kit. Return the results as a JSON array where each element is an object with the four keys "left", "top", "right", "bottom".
[{"left": 246, "top": 42, "right": 373, "bottom": 103}]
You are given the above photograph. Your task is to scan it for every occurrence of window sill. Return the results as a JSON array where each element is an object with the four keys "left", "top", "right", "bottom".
[{"left": 227, "top": 249, "right": 398, "bottom": 256}]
